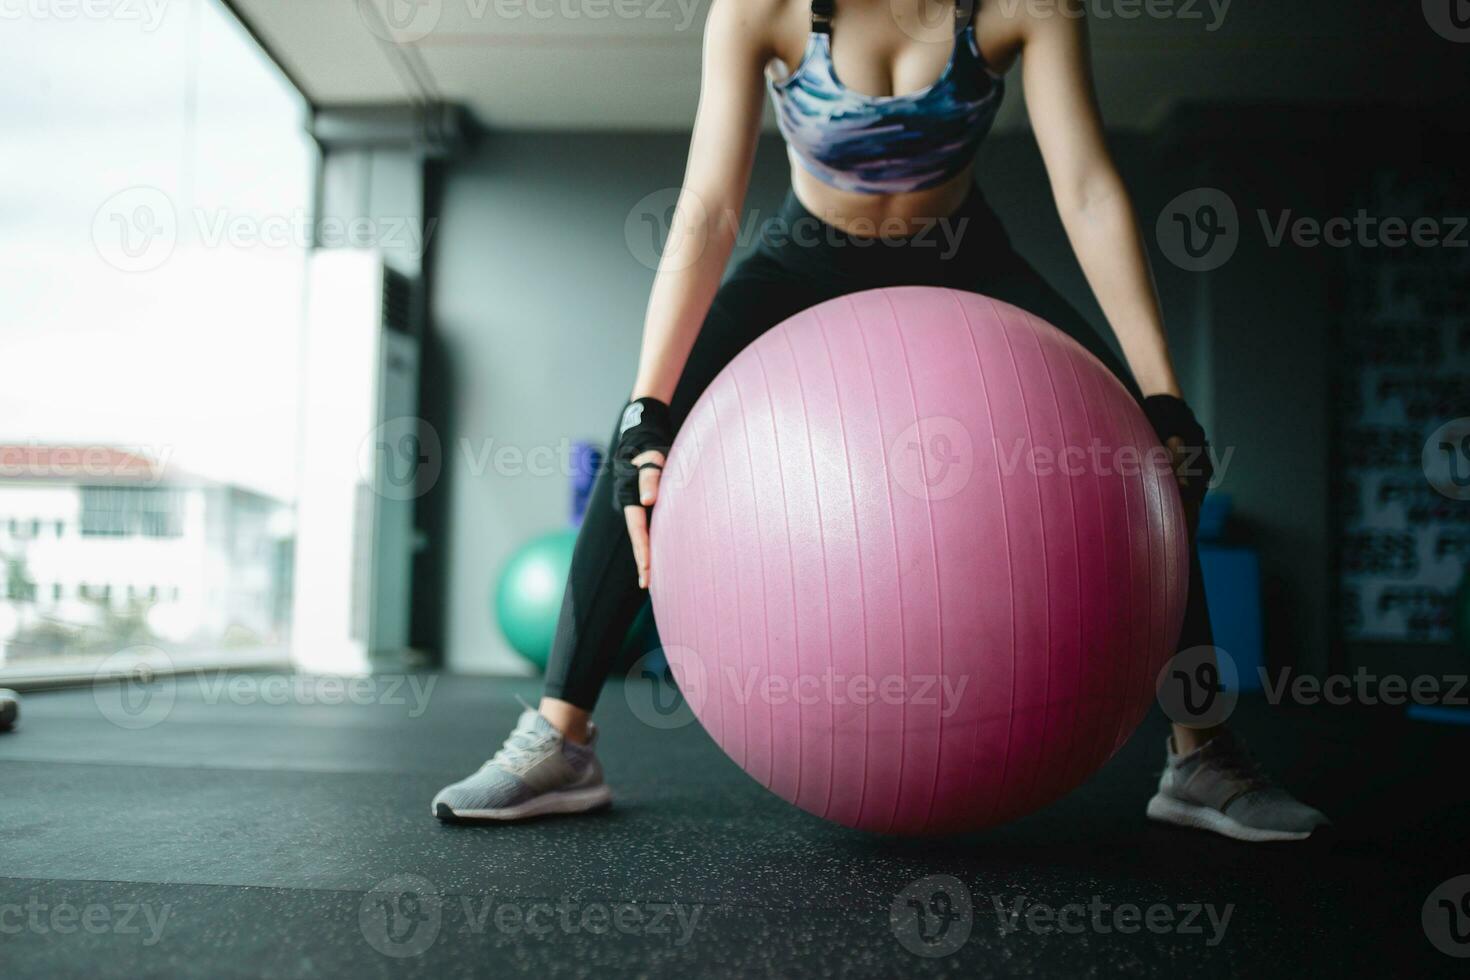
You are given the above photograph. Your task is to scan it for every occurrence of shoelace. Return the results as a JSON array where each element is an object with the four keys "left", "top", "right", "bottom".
[{"left": 484, "top": 727, "right": 556, "bottom": 774}]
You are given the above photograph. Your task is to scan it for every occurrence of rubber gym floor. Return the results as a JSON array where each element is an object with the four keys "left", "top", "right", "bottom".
[{"left": 1, "top": 672, "right": 1464, "bottom": 978}]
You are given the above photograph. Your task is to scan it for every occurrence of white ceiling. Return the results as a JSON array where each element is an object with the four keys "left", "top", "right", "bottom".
[{"left": 228, "top": 0, "right": 1464, "bottom": 132}]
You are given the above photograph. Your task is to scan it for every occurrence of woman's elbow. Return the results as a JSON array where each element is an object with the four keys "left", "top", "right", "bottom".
[{"left": 1054, "top": 167, "right": 1130, "bottom": 222}]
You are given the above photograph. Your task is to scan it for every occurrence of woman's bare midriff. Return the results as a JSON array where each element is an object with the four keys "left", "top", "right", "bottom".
[{"left": 789, "top": 158, "right": 977, "bottom": 238}]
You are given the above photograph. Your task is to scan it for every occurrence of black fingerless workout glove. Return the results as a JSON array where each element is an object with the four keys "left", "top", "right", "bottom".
[
  {"left": 1141, "top": 394, "right": 1214, "bottom": 506},
  {"left": 612, "top": 397, "right": 673, "bottom": 513}
]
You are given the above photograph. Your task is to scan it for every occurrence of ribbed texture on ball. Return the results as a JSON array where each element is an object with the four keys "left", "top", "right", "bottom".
[{"left": 649, "top": 287, "right": 1187, "bottom": 835}]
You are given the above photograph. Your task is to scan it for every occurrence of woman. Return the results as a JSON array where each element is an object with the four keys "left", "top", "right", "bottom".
[{"left": 434, "top": 0, "right": 1327, "bottom": 841}]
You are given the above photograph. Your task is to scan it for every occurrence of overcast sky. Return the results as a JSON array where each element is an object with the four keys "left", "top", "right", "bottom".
[{"left": 0, "top": 0, "right": 316, "bottom": 502}]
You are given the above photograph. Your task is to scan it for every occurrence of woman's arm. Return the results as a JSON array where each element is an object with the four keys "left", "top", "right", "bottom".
[
  {"left": 629, "top": 0, "right": 770, "bottom": 403},
  {"left": 621, "top": 0, "right": 771, "bottom": 586},
  {"left": 1017, "top": 2, "right": 1182, "bottom": 398}
]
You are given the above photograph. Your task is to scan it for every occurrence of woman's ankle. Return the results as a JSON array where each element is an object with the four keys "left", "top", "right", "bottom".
[
  {"left": 1172, "top": 723, "right": 1226, "bottom": 755},
  {"left": 538, "top": 696, "right": 593, "bottom": 745}
]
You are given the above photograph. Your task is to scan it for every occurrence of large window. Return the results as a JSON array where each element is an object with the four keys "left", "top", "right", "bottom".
[{"left": 0, "top": 1, "right": 316, "bottom": 677}]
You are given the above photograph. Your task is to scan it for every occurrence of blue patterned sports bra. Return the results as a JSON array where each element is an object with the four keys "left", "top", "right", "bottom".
[{"left": 767, "top": 0, "right": 1005, "bottom": 195}]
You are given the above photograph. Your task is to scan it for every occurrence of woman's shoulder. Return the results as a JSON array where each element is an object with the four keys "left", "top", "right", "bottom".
[
  {"left": 705, "top": 0, "right": 801, "bottom": 31},
  {"left": 704, "top": 0, "right": 811, "bottom": 66},
  {"left": 976, "top": 0, "right": 1070, "bottom": 72}
]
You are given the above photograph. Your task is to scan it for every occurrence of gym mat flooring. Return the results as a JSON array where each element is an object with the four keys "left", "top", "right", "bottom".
[{"left": 1, "top": 671, "right": 1466, "bottom": 978}]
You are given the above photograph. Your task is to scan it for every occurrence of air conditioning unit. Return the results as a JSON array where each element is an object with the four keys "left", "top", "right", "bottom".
[{"left": 292, "top": 250, "right": 423, "bottom": 674}]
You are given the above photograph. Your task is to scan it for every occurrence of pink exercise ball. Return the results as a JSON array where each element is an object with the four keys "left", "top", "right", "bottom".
[{"left": 649, "top": 286, "right": 1188, "bottom": 835}]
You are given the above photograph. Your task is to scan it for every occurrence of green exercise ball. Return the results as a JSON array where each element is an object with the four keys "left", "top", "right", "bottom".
[{"left": 495, "top": 529, "right": 578, "bottom": 670}]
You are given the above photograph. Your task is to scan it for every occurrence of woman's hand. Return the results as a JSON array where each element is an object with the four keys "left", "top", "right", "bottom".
[
  {"left": 1141, "top": 394, "right": 1214, "bottom": 531},
  {"left": 613, "top": 398, "right": 674, "bottom": 589}
]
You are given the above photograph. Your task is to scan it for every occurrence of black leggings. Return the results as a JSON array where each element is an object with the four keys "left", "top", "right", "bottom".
[{"left": 545, "top": 185, "right": 1214, "bottom": 710}]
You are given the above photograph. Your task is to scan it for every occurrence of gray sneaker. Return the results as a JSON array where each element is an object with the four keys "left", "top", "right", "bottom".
[
  {"left": 1146, "top": 731, "right": 1329, "bottom": 842},
  {"left": 432, "top": 709, "right": 611, "bottom": 822}
]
